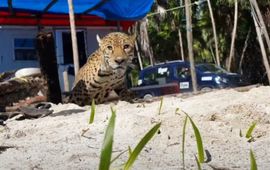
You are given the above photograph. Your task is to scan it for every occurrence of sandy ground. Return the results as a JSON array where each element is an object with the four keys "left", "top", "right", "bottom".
[{"left": 1, "top": 86, "right": 270, "bottom": 170}]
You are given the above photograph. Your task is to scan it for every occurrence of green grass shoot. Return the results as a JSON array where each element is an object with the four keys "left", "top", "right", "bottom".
[
  {"left": 89, "top": 99, "right": 96, "bottom": 124},
  {"left": 98, "top": 108, "right": 116, "bottom": 170},
  {"left": 158, "top": 97, "right": 164, "bottom": 115},
  {"left": 182, "top": 116, "right": 188, "bottom": 169},
  {"left": 175, "top": 107, "right": 180, "bottom": 114},
  {"left": 188, "top": 115, "right": 205, "bottom": 163},
  {"left": 250, "top": 149, "right": 258, "bottom": 170},
  {"left": 182, "top": 111, "right": 205, "bottom": 164},
  {"left": 195, "top": 155, "right": 202, "bottom": 170},
  {"left": 124, "top": 122, "right": 161, "bottom": 170},
  {"left": 246, "top": 122, "right": 256, "bottom": 139}
]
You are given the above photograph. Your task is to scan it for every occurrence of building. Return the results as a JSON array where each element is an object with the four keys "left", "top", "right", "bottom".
[{"left": 0, "top": 11, "right": 134, "bottom": 91}]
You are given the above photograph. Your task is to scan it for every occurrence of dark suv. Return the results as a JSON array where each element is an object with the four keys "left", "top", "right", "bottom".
[{"left": 131, "top": 60, "right": 246, "bottom": 98}]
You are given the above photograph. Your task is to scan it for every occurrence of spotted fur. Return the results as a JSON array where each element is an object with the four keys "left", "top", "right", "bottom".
[{"left": 68, "top": 32, "right": 136, "bottom": 106}]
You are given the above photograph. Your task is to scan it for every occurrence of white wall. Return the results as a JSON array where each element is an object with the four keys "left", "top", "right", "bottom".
[
  {"left": 0, "top": 26, "right": 119, "bottom": 92},
  {"left": 0, "top": 26, "right": 39, "bottom": 73}
]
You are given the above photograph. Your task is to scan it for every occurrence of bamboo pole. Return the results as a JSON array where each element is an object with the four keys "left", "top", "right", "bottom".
[
  {"left": 135, "top": 41, "right": 143, "bottom": 70},
  {"left": 185, "top": 0, "right": 197, "bottom": 92},
  {"left": 227, "top": 0, "right": 238, "bottom": 71},
  {"left": 207, "top": 0, "right": 220, "bottom": 66},
  {"left": 67, "top": 0, "right": 80, "bottom": 77},
  {"left": 250, "top": 0, "right": 270, "bottom": 54},
  {"left": 178, "top": 29, "right": 185, "bottom": 61},
  {"left": 251, "top": 9, "right": 270, "bottom": 83}
]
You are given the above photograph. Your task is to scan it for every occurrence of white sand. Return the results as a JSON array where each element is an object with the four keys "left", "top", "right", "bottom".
[{"left": 1, "top": 86, "right": 270, "bottom": 169}]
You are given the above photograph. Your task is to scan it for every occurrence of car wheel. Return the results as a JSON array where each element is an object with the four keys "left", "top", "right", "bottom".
[
  {"left": 200, "top": 87, "right": 212, "bottom": 92},
  {"left": 143, "top": 93, "right": 153, "bottom": 99}
]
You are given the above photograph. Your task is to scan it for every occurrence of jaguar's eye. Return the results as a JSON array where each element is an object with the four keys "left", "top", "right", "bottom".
[
  {"left": 123, "top": 44, "right": 130, "bottom": 49},
  {"left": 107, "top": 45, "right": 113, "bottom": 50}
]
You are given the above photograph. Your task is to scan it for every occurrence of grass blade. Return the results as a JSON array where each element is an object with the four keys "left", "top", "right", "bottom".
[
  {"left": 246, "top": 122, "right": 256, "bottom": 139},
  {"left": 182, "top": 116, "right": 188, "bottom": 169},
  {"left": 128, "top": 146, "right": 132, "bottom": 156},
  {"left": 158, "top": 97, "right": 164, "bottom": 115},
  {"left": 195, "top": 155, "right": 202, "bottom": 170},
  {"left": 187, "top": 116, "right": 205, "bottom": 163},
  {"left": 124, "top": 122, "right": 161, "bottom": 170},
  {"left": 89, "top": 99, "right": 96, "bottom": 124},
  {"left": 250, "top": 149, "right": 258, "bottom": 170},
  {"left": 98, "top": 109, "right": 116, "bottom": 170}
]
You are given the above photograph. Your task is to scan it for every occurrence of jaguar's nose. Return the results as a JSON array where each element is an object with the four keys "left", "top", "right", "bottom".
[{"left": 115, "top": 58, "right": 125, "bottom": 65}]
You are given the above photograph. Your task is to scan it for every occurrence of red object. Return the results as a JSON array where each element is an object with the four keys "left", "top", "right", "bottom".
[{"left": 0, "top": 11, "right": 134, "bottom": 30}]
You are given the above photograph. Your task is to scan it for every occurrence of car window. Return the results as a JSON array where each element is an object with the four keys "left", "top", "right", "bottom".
[
  {"left": 143, "top": 67, "right": 170, "bottom": 85},
  {"left": 177, "top": 66, "right": 191, "bottom": 79},
  {"left": 197, "top": 64, "right": 228, "bottom": 74}
]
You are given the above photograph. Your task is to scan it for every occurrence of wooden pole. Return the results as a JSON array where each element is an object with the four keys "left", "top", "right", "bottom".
[
  {"left": 185, "top": 0, "right": 197, "bottom": 92},
  {"left": 207, "top": 0, "right": 220, "bottom": 66},
  {"left": 178, "top": 29, "right": 185, "bottom": 61},
  {"left": 135, "top": 41, "right": 143, "bottom": 70},
  {"left": 67, "top": 0, "right": 80, "bottom": 76},
  {"left": 250, "top": 0, "right": 270, "bottom": 54},
  {"left": 251, "top": 5, "right": 270, "bottom": 83},
  {"left": 227, "top": 0, "right": 238, "bottom": 71}
]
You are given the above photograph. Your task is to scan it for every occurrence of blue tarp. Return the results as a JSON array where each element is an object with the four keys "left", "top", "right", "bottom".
[{"left": 0, "top": 0, "right": 154, "bottom": 20}]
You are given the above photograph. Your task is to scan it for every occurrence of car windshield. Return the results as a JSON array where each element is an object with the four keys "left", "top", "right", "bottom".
[{"left": 196, "top": 64, "right": 229, "bottom": 74}]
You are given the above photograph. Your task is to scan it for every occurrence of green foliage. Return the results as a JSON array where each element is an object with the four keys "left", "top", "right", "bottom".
[
  {"left": 98, "top": 108, "right": 116, "bottom": 170},
  {"left": 250, "top": 149, "right": 258, "bottom": 170},
  {"left": 124, "top": 122, "right": 161, "bottom": 170},
  {"left": 89, "top": 99, "right": 96, "bottom": 124}
]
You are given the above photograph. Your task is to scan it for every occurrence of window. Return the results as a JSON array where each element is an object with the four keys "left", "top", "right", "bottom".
[
  {"left": 143, "top": 67, "right": 170, "bottom": 85},
  {"left": 14, "top": 38, "right": 37, "bottom": 60},
  {"left": 177, "top": 66, "right": 191, "bottom": 79}
]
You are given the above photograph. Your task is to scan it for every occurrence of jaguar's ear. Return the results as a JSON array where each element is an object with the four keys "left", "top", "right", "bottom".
[{"left": 96, "top": 34, "right": 101, "bottom": 45}]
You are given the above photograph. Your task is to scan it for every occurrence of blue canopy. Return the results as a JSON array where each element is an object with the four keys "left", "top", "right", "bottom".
[{"left": 0, "top": 0, "right": 154, "bottom": 20}]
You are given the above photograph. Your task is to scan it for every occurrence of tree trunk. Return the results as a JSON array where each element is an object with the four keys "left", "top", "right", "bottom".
[
  {"left": 250, "top": 0, "right": 270, "bottom": 55},
  {"left": 178, "top": 28, "right": 185, "bottom": 61},
  {"left": 138, "top": 18, "right": 155, "bottom": 65},
  {"left": 185, "top": 0, "right": 197, "bottom": 92},
  {"left": 251, "top": 9, "right": 270, "bottom": 83},
  {"left": 207, "top": 0, "right": 220, "bottom": 66},
  {"left": 36, "top": 32, "right": 62, "bottom": 104},
  {"left": 227, "top": 0, "right": 238, "bottom": 71}
]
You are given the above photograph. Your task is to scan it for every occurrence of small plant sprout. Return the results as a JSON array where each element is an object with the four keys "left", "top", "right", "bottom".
[
  {"left": 124, "top": 122, "right": 161, "bottom": 170},
  {"left": 175, "top": 107, "right": 180, "bottom": 114},
  {"left": 250, "top": 149, "right": 258, "bottom": 170},
  {"left": 158, "top": 97, "right": 164, "bottom": 115},
  {"left": 246, "top": 122, "right": 257, "bottom": 139},
  {"left": 89, "top": 99, "right": 96, "bottom": 124},
  {"left": 195, "top": 155, "right": 202, "bottom": 170},
  {"left": 182, "top": 111, "right": 205, "bottom": 168},
  {"left": 98, "top": 108, "right": 116, "bottom": 170}
]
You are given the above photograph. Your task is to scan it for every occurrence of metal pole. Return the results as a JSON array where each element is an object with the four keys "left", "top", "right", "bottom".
[
  {"left": 185, "top": 0, "right": 197, "bottom": 92},
  {"left": 67, "top": 0, "right": 80, "bottom": 76}
]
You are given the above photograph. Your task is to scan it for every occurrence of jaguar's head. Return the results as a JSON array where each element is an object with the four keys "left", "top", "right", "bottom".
[{"left": 97, "top": 32, "right": 136, "bottom": 70}]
